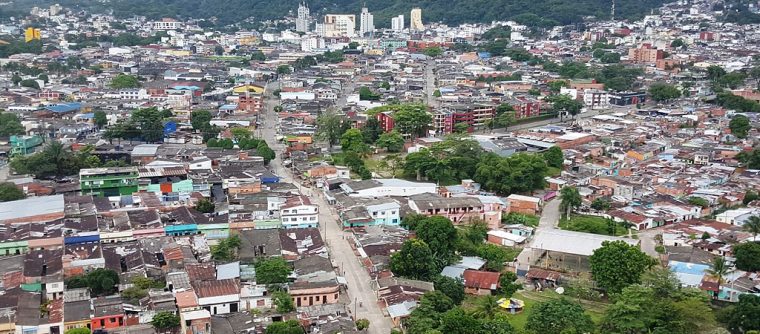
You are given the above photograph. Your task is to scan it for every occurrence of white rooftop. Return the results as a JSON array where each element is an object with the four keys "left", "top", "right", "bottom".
[
  {"left": 531, "top": 229, "right": 638, "bottom": 256},
  {"left": 0, "top": 194, "right": 65, "bottom": 221}
]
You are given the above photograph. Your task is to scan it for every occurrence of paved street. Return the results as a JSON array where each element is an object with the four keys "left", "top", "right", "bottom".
[
  {"left": 516, "top": 199, "right": 560, "bottom": 266},
  {"left": 424, "top": 59, "right": 440, "bottom": 108},
  {"left": 261, "top": 83, "right": 394, "bottom": 334}
]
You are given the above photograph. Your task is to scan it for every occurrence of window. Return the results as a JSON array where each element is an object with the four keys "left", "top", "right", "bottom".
[
  {"left": 373, "top": 212, "right": 378, "bottom": 216},
  {"left": 391, "top": 211, "right": 397, "bottom": 215},
  {"left": 310, "top": 217, "right": 316, "bottom": 221}
]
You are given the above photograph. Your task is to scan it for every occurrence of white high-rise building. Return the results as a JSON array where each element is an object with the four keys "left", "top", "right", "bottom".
[
  {"left": 296, "top": 1, "right": 310, "bottom": 33},
  {"left": 323, "top": 14, "right": 356, "bottom": 37},
  {"left": 391, "top": 15, "right": 405, "bottom": 32},
  {"left": 410, "top": 8, "right": 424, "bottom": 31},
  {"left": 359, "top": 7, "right": 374, "bottom": 36}
]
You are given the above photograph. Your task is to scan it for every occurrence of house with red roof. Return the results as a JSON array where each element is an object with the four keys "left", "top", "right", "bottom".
[{"left": 462, "top": 269, "right": 500, "bottom": 295}]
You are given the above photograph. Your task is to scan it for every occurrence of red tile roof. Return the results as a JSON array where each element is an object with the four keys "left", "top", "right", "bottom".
[
  {"left": 192, "top": 279, "right": 239, "bottom": 298},
  {"left": 463, "top": 270, "right": 500, "bottom": 290},
  {"left": 186, "top": 263, "right": 217, "bottom": 282}
]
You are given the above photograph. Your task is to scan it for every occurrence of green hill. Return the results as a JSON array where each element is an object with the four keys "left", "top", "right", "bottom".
[{"left": 13, "top": 0, "right": 667, "bottom": 27}]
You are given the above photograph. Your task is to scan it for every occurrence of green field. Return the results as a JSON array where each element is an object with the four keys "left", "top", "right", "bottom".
[
  {"left": 559, "top": 214, "right": 629, "bottom": 236},
  {"left": 508, "top": 290, "right": 609, "bottom": 331}
]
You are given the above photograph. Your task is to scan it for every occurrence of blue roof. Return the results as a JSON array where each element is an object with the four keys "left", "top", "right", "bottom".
[
  {"left": 45, "top": 102, "right": 82, "bottom": 113},
  {"left": 172, "top": 85, "right": 200, "bottom": 91},
  {"left": 669, "top": 261, "right": 710, "bottom": 275},
  {"left": 220, "top": 104, "right": 238, "bottom": 111}
]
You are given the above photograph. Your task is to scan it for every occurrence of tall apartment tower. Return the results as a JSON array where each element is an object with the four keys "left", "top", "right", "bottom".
[
  {"left": 359, "top": 6, "right": 374, "bottom": 36},
  {"left": 410, "top": 8, "right": 424, "bottom": 31},
  {"left": 296, "top": 1, "right": 310, "bottom": 32},
  {"left": 391, "top": 15, "right": 405, "bottom": 31}
]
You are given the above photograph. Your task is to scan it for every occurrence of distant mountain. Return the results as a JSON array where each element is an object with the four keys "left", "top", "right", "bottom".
[{"left": 14, "top": 0, "right": 668, "bottom": 27}]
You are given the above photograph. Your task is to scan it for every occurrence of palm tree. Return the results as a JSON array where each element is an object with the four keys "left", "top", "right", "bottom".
[
  {"left": 472, "top": 295, "right": 500, "bottom": 320},
  {"left": 706, "top": 256, "right": 731, "bottom": 299},
  {"left": 560, "top": 186, "right": 582, "bottom": 219},
  {"left": 743, "top": 216, "right": 760, "bottom": 240}
]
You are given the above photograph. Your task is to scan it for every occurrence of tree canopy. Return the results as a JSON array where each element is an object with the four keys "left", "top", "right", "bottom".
[
  {"left": 110, "top": 74, "right": 141, "bottom": 89},
  {"left": 0, "top": 183, "right": 25, "bottom": 202},
  {"left": 589, "top": 241, "right": 657, "bottom": 293},
  {"left": 0, "top": 112, "right": 25, "bottom": 137},
  {"left": 526, "top": 298, "right": 594, "bottom": 334},
  {"left": 254, "top": 257, "right": 291, "bottom": 284},
  {"left": 389, "top": 239, "right": 438, "bottom": 281}
]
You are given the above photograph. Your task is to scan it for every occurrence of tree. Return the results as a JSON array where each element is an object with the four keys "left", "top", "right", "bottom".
[
  {"left": 476, "top": 243, "right": 512, "bottom": 272},
  {"left": 315, "top": 111, "right": 347, "bottom": 149},
  {"left": 589, "top": 240, "right": 656, "bottom": 293},
  {"left": 121, "top": 286, "right": 148, "bottom": 303},
  {"left": 721, "top": 294, "right": 760, "bottom": 334},
  {"left": 110, "top": 74, "right": 140, "bottom": 89},
  {"left": 272, "top": 291, "right": 296, "bottom": 313},
  {"left": 602, "top": 281, "right": 715, "bottom": 334},
  {"left": 361, "top": 118, "right": 382, "bottom": 143},
  {"left": 195, "top": 199, "right": 215, "bottom": 213},
  {"left": 277, "top": 65, "right": 292, "bottom": 75},
  {"left": 20, "top": 79, "right": 40, "bottom": 89},
  {"left": 389, "top": 239, "right": 438, "bottom": 280},
  {"left": 11, "top": 73, "right": 22, "bottom": 86},
  {"left": 0, "top": 112, "right": 25, "bottom": 137},
  {"left": 340, "top": 128, "right": 370, "bottom": 156},
  {"left": 707, "top": 65, "right": 727, "bottom": 81},
  {"left": 707, "top": 256, "right": 731, "bottom": 294},
  {"left": 734, "top": 242, "right": 760, "bottom": 272},
  {"left": 671, "top": 38, "right": 685, "bottom": 48},
  {"left": 489, "top": 110, "right": 514, "bottom": 130},
  {"left": 210, "top": 235, "right": 241, "bottom": 262},
  {"left": 472, "top": 295, "right": 500, "bottom": 320},
  {"left": 737, "top": 148, "right": 760, "bottom": 169},
  {"left": 151, "top": 312, "right": 180, "bottom": 332},
  {"left": 66, "top": 269, "right": 119, "bottom": 296},
  {"left": 251, "top": 51, "right": 266, "bottom": 62},
  {"left": 498, "top": 271, "right": 521, "bottom": 297},
  {"left": 743, "top": 216, "right": 760, "bottom": 239},
  {"left": 0, "top": 182, "right": 24, "bottom": 202},
  {"left": 560, "top": 186, "right": 582, "bottom": 219},
  {"left": 729, "top": 114, "right": 751, "bottom": 139},
  {"left": 423, "top": 46, "right": 443, "bottom": 57},
  {"left": 453, "top": 122, "right": 469, "bottom": 134},
  {"left": 359, "top": 86, "right": 381, "bottom": 101},
  {"left": 376, "top": 131, "right": 405, "bottom": 152},
  {"left": 547, "top": 94, "right": 583, "bottom": 120},
  {"left": 266, "top": 320, "right": 303, "bottom": 334},
  {"left": 526, "top": 299, "right": 594, "bottom": 334},
  {"left": 588, "top": 198, "right": 610, "bottom": 213},
  {"left": 433, "top": 275, "right": 465, "bottom": 305},
  {"left": 379, "top": 154, "right": 403, "bottom": 177},
  {"left": 433, "top": 89, "right": 442, "bottom": 97},
  {"left": 400, "top": 214, "right": 427, "bottom": 231},
  {"left": 355, "top": 319, "right": 370, "bottom": 331},
  {"left": 230, "top": 127, "right": 252, "bottom": 141},
  {"left": 543, "top": 146, "right": 563, "bottom": 169},
  {"left": 256, "top": 142, "right": 276, "bottom": 164},
  {"left": 648, "top": 82, "right": 681, "bottom": 102},
  {"left": 393, "top": 104, "right": 432, "bottom": 139},
  {"left": 474, "top": 153, "right": 548, "bottom": 195},
  {"left": 415, "top": 216, "right": 458, "bottom": 265},
  {"left": 254, "top": 257, "right": 291, "bottom": 284},
  {"left": 93, "top": 110, "right": 108, "bottom": 128},
  {"left": 672, "top": 193, "right": 701, "bottom": 208}
]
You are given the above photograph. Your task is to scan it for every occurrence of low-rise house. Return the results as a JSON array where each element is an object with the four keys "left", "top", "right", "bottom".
[
  {"left": 280, "top": 196, "right": 319, "bottom": 229},
  {"left": 192, "top": 279, "right": 241, "bottom": 315},
  {"left": 408, "top": 193, "right": 483, "bottom": 224},
  {"left": 506, "top": 194, "right": 542, "bottom": 215},
  {"left": 462, "top": 269, "right": 500, "bottom": 295}
]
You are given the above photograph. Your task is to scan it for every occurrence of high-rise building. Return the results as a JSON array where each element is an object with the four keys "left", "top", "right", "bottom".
[
  {"left": 410, "top": 8, "right": 424, "bottom": 31},
  {"left": 391, "top": 15, "right": 405, "bottom": 31},
  {"left": 359, "top": 7, "right": 374, "bottom": 36},
  {"left": 323, "top": 14, "right": 356, "bottom": 37},
  {"left": 296, "top": 1, "right": 310, "bottom": 33}
]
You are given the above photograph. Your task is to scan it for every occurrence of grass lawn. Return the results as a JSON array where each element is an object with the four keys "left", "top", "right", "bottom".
[
  {"left": 502, "top": 212, "right": 540, "bottom": 227},
  {"left": 559, "top": 214, "right": 628, "bottom": 236},
  {"left": 506, "top": 290, "right": 610, "bottom": 331}
]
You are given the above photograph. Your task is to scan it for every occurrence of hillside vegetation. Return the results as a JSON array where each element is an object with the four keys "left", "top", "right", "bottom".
[{"left": 13, "top": 0, "right": 668, "bottom": 27}]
